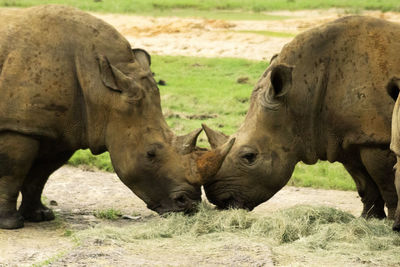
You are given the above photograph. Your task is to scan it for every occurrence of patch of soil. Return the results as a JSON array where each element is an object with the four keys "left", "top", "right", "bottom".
[
  {"left": 0, "top": 166, "right": 361, "bottom": 266},
  {"left": 164, "top": 109, "right": 218, "bottom": 120},
  {"left": 94, "top": 9, "right": 400, "bottom": 61}
]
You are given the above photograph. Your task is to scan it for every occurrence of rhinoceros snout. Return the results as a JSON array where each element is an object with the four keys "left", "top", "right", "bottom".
[{"left": 172, "top": 193, "right": 200, "bottom": 214}]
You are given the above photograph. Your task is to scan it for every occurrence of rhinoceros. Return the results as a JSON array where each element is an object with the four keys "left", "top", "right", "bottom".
[
  {"left": 389, "top": 76, "right": 400, "bottom": 230},
  {"left": 0, "top": 5, "right": 231, "bottom": 229},
  {"left": 202, "top": 16, "right": 400, "bottom": 228}
]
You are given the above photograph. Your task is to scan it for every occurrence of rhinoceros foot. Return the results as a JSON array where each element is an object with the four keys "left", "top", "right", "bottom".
[
  {"left": 361, "top": 201, "right": 386, "bottom": 220},
  {"left": 393, "top": 210, "right": 400, "bottom": 232},
  {"left": 0, "top": 213, "right": 24, "bottom": 229},
  {"left": 20, "top": 205, "right": 55, "bottom": 222},
  {"left": 387, "top": 208, "right": 396, "bottom": 221},
  {"left": 392, "top": 219, "right": 400, "bottom": 232}
]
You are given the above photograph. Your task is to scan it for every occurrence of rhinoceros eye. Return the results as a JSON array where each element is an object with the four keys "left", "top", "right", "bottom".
[
  {"left": 239, "top": 146, "right": 258, "bottom": 165},
  {"left": 241, "top": 152, "right": 257, "bottom": 165},
  {"left": 146, "top": 149, "right": 156, "bottom": 159},
  {"left": 146, "top": 143, "right": 164, "bottom": 161}
]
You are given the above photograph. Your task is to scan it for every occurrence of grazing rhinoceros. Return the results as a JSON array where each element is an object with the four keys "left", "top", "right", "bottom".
[
  {"left": 202, "top": 16, "right": 400, "bottom": 228},
  {"left": 0, "top": 5, "right": 231, "bottom": 229}
]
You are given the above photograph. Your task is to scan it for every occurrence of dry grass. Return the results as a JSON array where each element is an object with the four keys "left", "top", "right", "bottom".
[{"left": 74, "top": 204, "right": 400, "bottom": 266}]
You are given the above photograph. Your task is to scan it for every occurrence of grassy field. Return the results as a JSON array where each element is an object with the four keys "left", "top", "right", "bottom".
[
  {"left": 1, "top": 0, "right": 400, "bottom": 20},
  {"left": 68, "top": 55, "right": 356, "bottom": 191}
]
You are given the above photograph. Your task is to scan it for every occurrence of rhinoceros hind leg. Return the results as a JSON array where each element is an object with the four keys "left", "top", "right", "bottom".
[
  {"left": 0, "top": 212, "right": 24, "bottom": 229},
  {"left": 20, "top": 203, "right": 55, "bottom": 222},
  {"left": 19, "top": 151, "right": 72, "bottom": 222},
  {"left": 359, "top": 148, "right": 398, "bottom": 220},
  {"left": 343, "top": 160, "right": 386, "bottom": 219},
  {"left": 392, "top": 164, "right": 400, "bottom": 231},
  {"left": 0, "top": 132, "right": 39, "bottom": 229},
  {"left": 393, "top": 210, "right": 400, "bottom": 231}
]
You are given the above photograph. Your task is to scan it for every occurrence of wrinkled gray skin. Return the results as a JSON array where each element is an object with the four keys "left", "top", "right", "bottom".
[
  {"left": 204, "top": 16, "right": 400, "bottom": 229},
  {"left": 0, "top": 5, "right": 229, "bottom": 229}
]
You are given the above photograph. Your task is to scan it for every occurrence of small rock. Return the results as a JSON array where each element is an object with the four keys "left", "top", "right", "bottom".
[
  {"left": 50, "top": 200, "right": 58, "bottom": 206},
  {"left": 122, "top": 215, "right": 142, "bottom": 221},
  {"left": 158, "top": 79, "right": 167, "bottom": 86},
  {"left": 237, "top": 76, "right": 249, "bottom": 84}
]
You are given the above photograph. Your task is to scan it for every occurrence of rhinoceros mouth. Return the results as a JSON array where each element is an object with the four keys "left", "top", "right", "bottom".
[
  {"left": 205, "top": 187, "right": 253, "bottom": 211},
  {"left": 204, "top": 180, "right": 254, "bottom": 210},
  {"left": 217, "top": 196, "right": 249, "bottom": 210},
  {"left": 151, "top": 202, "right": 200, "bottom": 215},
  {"left": 147, "top": 191, "right": 201, "bottom": 215}
]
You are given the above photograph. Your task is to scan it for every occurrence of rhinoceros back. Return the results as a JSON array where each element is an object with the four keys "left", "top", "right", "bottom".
[
  {"left": 274, "top": 16, "right": 400, "bottom": 159},
  {"left": 0, "top": 5, "right": 132, "bottom": 148}
]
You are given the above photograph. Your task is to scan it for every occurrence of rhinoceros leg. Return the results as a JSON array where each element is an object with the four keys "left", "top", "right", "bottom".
[
  {"left": 19, "top": 152, "right": 72, "bottom": 222},
  {"left": 359, "top": 148, "right": 398, "bottom": 220},
  {"left": 343, "top": 161, "right": 386, "bottom": 219},
  {"left": 0, "top": 132, "right": 39, "bottom": 229}
]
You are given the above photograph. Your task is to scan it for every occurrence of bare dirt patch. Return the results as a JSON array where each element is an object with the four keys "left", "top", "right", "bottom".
[
  {"left": 0, "top": 166, "right": 361, "bottom": 266},
  {"left": 95, "top": 9, "right": 400, "bottom": 61}
]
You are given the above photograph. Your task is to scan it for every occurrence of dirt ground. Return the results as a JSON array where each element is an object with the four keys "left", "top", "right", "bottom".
[
  {"left": 95, "top": 9, "right": 400, "bottom": 61},
  {"left": 0, "top": 7, "right": 398, "bottom": 266},
  {"left": 0, "top": 166, "right": 361, "bottom": 266}
]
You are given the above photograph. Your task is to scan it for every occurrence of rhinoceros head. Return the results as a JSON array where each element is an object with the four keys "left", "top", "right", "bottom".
[
  {"left": 202, "top": 61, "right": 303, "bottom": 210},
  {"left": 76, "top": 48, "right": 233, "bottom": 214}
]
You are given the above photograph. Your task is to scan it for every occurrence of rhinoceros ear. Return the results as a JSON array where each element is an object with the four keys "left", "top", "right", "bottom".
[
  {"left": 133, "top": 48, "right": 151, "bottom": 68},
  {"left": 202, "top": 124, "right": 229, "bottom": 149},
  {"left": 261, "top": 64, "right": 293, "bottom": 110},
  {"left": 173, "top": 128, "right": 203, "bottom": 155},
  {"left": 97, "top": 54, "right": 127, "bottom": 93},
  {"left": 270, "top": 64, "right": 293, "bottom": 97},
  {"left": 97, "top": 54, "right": 143, "bottom": 101},
  {"left": 387, "top": 77, "right": 400, "bottom": 101},
  {"left": 270, "top": 53, "right": 279, "bottom": 63}
]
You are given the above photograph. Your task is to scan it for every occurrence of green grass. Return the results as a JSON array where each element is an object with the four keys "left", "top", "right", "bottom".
[
  {"left": 68, "top": 150, "right": 113, "bottom": 172},
  {"left": 94, "top": 208, "right": 123, "bottom": 220},
  {"left": 74, "top": 204, "right": 400, "bottom": 266},
  {"left": 68, "top": 55, "right": 355, "bottom": 191},
  {"left": 154, "top": 55, "right": 266, "bottom": 136},
  {"left": 291, "top": 161, "right": 356, "bottom": 191},
  {"left": 1, "top": 0, "right": 400, "bottom": 20}
]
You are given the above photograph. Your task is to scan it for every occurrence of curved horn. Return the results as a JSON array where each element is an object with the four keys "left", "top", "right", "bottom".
[
  {"left": 195, "top": 138, "right": 236, "bottom": 184},
  {"left": 173, "top": 128, "right": 202, "bottom": 155},
  {"left": 202, "top": 123, "right": 229, "bottom": 149}
]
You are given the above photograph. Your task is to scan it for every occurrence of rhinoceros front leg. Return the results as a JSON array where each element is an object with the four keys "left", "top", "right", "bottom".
[
  {"left": 343, "top": 161, "right": 386, "bottom": 219},
  {"left": 0, "top": 132, "right": 39, "bottom": 229},
  {"left": 19, "top": 152, "right": 72, "bottom": 222},
  {"left": 359, "top": 148, "right": 398, "bottom": 220}
]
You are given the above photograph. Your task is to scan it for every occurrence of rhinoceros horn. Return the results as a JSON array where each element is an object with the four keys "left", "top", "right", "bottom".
[
  {"left": 201, "top": 123, "right": 229, "bottom": 149},
  {"left": 173, "top": 128, "right": 203, "bottom": 155},
  {"left": 189, "top": 138, "right": 235, "bottom": 185}
]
